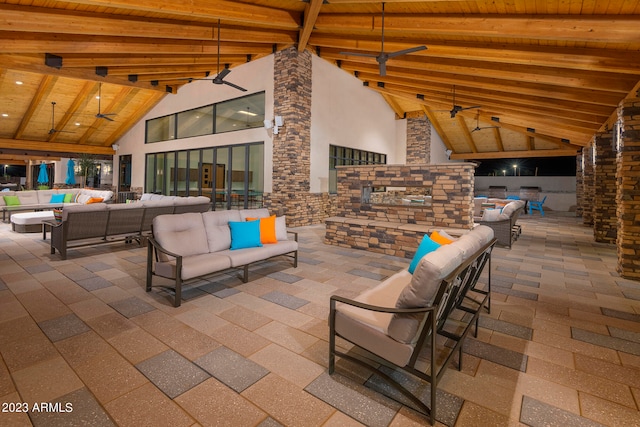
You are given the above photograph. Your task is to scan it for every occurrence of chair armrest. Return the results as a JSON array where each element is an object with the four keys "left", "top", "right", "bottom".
[
  {"left": 147, "top": 236, "right": 183, "bottom": 259},
  {"left": 287, "top": 230, "right": 298, "bottom": 242},
  {"left": 330, "top": 294, "right": 434, "bottom": 315},
  {"left": 42, "top": 219, "right": 62, "bottom": 228}
]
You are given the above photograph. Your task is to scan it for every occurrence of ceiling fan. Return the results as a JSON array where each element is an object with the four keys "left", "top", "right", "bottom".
[
  {"left": 48, "top": 101, "right": 74, "bottom": 134},
  {"left": 339, "top": 2, "right": 427, "bottom": 77},
  {"left": 448, "top": 85, "right": 481, "bottom": 118},
  {"left": 471, "top": 110, "right": 500, "bottom": 133},
  {"left": 95, "top": 83, "right": 116, "bottom": 121},
  {"left": 182, "top": 20, "right": 247, "bottom": 91}
]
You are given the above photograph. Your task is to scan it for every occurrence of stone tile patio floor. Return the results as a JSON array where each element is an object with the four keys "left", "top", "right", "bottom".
[{"left": 0, "top": 212, "right": 639, "bottom": 426}]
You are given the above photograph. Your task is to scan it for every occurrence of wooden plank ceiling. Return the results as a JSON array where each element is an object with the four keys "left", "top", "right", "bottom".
[{"left": 1, "top": 0, "right": 639, "bottom": 165}]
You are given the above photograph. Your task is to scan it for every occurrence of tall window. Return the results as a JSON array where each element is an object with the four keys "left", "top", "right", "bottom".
[
  {"left": 329, "top": 145, "right": 387, "bottom": 193},
  {"left": 145, "top": 92, "right": 265, "bottom": 143},
  {"left": 145, "top": 142, "right": 264, "bottom": 210}
]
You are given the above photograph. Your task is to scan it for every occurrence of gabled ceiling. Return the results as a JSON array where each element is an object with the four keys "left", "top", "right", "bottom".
[{"left": 1, "top": 0, "right": 639, "bottom": 166}]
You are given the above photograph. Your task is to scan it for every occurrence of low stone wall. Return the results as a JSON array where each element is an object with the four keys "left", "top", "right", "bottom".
[{"left": 325, "top": 163, "right": 475, "bottom": 256}]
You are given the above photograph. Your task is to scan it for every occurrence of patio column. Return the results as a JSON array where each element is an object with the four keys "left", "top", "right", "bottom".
[
  {"left": 405, "top": 114, "right": 431, "bottom": 164},
  {"left": 581, "top": 143, "right": 595, "bottom": 226},
  {"left": 267, "top": 47, "right": 328, "bottom": 226},
  {"left": 575, "top": 153, "right": 583, "bottom": 217},
  {"left": 616, "top": 98, "right": 640, "bottom": 280},
  {"left": 593, "top": 131, "right": 617, "bottom": 243}
]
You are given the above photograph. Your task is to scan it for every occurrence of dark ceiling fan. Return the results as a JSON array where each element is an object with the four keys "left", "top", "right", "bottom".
[
  {"left": 471, "top": 110, "right": 500, "bottom": 133},
  {"left": 48, "top": 101, "right": 74, "bottom": 134},
  {"left": 95, "top": 83, "right": 116, "bottom": 121},
  {"left": 448, "top": 85, "right": 481, "bottom": 118},
  {"left": 339, "top": 2, "right": 427, "bottom": 77},
  {"left": 182, "top": 20, "right": 247, "bottom": 91}
]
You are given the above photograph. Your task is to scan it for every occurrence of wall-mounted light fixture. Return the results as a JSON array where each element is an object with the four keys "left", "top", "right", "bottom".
[{"left": 264, "top": 116, "right": 284, "bottom": 134}]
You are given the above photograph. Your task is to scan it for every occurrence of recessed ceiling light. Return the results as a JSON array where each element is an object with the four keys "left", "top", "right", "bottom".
[
  {"left": 75, "top": 122, "right": 81, "bottom": 126},
  {"left": 1, "top": 113, "right": 8, "bottom": 117},
  {"left": 15, "top": 81, "right": 23, "bottom": 85},
  {"left": 96, "top": 95, "right": 100, "bottom": 99},
  {"left": 238, "top": 110, "right": 257, "bottom": 116}
]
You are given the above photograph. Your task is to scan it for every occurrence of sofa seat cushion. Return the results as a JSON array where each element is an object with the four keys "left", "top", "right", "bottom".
[
  {"left": 153, "top": 212, "right": 209, "bottom": 262},
  {"left": 155, "top": 253, "right": 232, "bottom": 281},
  {"left": 220, "top": 240, "right": 298, "bottom": 267}
]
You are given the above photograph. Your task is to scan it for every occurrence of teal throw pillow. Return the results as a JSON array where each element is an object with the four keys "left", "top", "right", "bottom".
[
  {"left": 50, "top": 194, "right": 65, "bottom": 203},
  {"left": 3, "top": 195, "right": 20, "bottom": 206},
  {"left": 63, "top": 193, "right": 74, "bottom": 203},
  {"left": 408, "top": 234, "right": 441, "bottom": 274},
  {"left": 229, "top": 220, "right": 263, "bottom": 250}
]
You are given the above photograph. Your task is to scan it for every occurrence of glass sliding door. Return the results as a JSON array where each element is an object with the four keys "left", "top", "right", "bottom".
[
  {"left": 214, "top": 147, "right": 230, "bottom": 210},
  {"left": 176, "top": 151, "right": 187, "bottom": 196},
  {"left": 248, "top": 144, "right": 264, "bottom": 208},
  {"left": 165, "top": 152, "right": 175, "bottom": 196},
  {"left": 188, "top": 149, "right": 200, "bottom": 196},
  {"left": 201, "top": 149, "right": 214, "bottom": 201}
]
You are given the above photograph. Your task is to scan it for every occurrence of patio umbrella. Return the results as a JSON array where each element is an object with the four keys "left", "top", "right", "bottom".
[
  {"left": 65, "top": 159, "right": 76, "bottom": 185},
  {"left": 37, "top": 162, "right": 49, "bottom": 186}
]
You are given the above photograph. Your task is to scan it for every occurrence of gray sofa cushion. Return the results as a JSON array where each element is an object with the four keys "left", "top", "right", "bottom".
[
  {"left": 219, "top": 240, "right": 298, "bottom": 267},
  {"left": 153, "top": 212, "right": 209, "bottom": 262},
  {"left": 388, "top": 243, "right": 464, "bottom": 344},
  {"left": 202, "top": 210, "right": 242, "bottom": 252},
  {"left": 155, "top": 253, "right": 231, "bottom": 281},
  {"left": 239, "top": 208, "right": 270, "bottom": 220}
]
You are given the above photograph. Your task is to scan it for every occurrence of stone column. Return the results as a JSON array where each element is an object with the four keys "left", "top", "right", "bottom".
[
  {"left": 575, "top": 153, "right": 583, "bottom": 217},
  {"left": 406, "top": 114, "right": 431, "bottom": 164},
  {"left": 581, "top": 144, "right": 595, "bottom": 226},
  {"left": 616, "top": 98, "right": 640, "bottom": 280},
  {"left": 265, "top": 47, "right": 330, "bottom": 226},
  {"left": 593, "top": 132, "right": 617, "bottom": 243}
]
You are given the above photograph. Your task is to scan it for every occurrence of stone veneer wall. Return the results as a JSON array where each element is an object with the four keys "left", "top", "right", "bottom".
[
  {"left": 593, "top": 132, "right": 617, "bottom": 243},
  {"left": 575, "top": 154, "right": 583, "bottom": 217},
  {"left": 616, "top": 98, "right": 640, "bottom": 279},
  {"left": 325, "top": 163, "right": 475, "bottom": 258},
  {"left": 262, "top": 46, "right": 330, "bottom": 227},
  {"left": 406, "top": 115, "right": 431, "bottom": 164},
  {"left": 581, "top": 144, "right": 595, "bottom": 226}
]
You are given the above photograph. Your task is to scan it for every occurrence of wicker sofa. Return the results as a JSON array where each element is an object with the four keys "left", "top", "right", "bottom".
[
  {"left": 329, "top": 225, "right": 496, "bottom": 425},
  {"left": 473, "top": 198, "right": 525, "bottom": 248},
  {"left": 146, "top": 208, "right": 298, "bottom": 307},
  {"left": 1, "top": 188, "right": 113, "bottom": 222},
  {"left": 47, "top": 195, "right": 210, "bottom": 259}
]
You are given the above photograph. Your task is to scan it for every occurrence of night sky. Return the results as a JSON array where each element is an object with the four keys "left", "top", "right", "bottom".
[{"left": 473, "top": 156, "right": 577, "bottom": 177}]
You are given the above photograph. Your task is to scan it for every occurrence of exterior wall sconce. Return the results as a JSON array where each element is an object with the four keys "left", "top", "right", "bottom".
[{"left": 264, "top": 116, "right": 284, "bottom": 134}]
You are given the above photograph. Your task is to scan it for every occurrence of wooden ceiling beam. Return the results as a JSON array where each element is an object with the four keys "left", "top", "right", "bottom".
[
  {"left": 309, "top": 34, "right": 640, "bottom": 75},
  {"left": 313, "top": 14, "right": 640, "bottom": 44},
  {"left": 298, "top": 0, "right": 324, "bottom": 52},
  {"left": 336, "top": 62, "right": 623, "bottom": 106},
  {"left": 106, "top": 91, "right": 167, "bottom": 146},
  {"left": 421, "top": 106, "right": 454, "bottom": 151},
  {"left": 59, "top": 54, "right": 251, "bottom": 68},
  {"left": 322, "top": 51, "right": 634, "bottom": 93},
  {"left": 451, "top": 149, "right": 580, "bottom": 160},
  {"left": 59, "top": 0, "right": 300, "bottom": 29},
  {"left": 0, "top": 138, "right": 115, "bottom": 155},
  {"left": 48, "top": 81, "right": 95, "bottom": 143},
  {"left": 457, "top": 115, "right": 479, "bottom": 153},
  {"left": 13, "top": 75, "right": 57, "bottom": 139}
]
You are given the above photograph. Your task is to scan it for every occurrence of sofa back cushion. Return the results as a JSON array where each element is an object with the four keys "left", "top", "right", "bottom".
[
  {"left": 36, "top": 189, "right": 57, "bottom": 203},
  {"left": 153, "top": 213, "right": 209, "bottom": 262},
  {"left": 202, "top": 210, "right": 241, "bottom": 252},
  {"left": 61, "top": 202, "right": 108, "bottom": 221},
  {"left": 388, "top": 244, "right": 464, "bottom": 344},
  {"left": 17, "top": 191, "right": 39, "bottom": 205},
  {"left": 239, "top": 208, "right": 270, "bottom": 221}
]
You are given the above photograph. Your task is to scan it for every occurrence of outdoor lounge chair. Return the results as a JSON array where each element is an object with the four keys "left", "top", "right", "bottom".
[
  {"left": 329, "top": 227, "right": 496, "bottom": 425},
  {"left": 528, "top": 196, "right": 547, "bottom": 215}
]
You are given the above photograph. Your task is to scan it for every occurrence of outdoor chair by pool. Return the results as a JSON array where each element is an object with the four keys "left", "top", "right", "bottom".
[{"left": 528, "top": 196, "right": 547, "bottom": 216}]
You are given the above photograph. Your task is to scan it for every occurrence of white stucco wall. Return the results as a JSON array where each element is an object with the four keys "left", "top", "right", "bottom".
[
  {"left": 115, "top": 55, "right": 275, "bottom": 191},
  {"left": 310, "top": 55, "right": 400, "bottom": 193}
]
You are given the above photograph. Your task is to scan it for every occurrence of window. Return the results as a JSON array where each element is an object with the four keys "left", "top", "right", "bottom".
[
  {"left": 329, "top": 145, "right": 387, "bottom": 194},
  {"left": 145, "top": 92, "right": 265, "bottom": 143},
  {"left": 145, "top": 142, "right": 264, "bottom": 210}
]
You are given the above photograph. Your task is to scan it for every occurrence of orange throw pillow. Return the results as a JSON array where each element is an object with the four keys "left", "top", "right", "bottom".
[
  {"left": 86, "top": 197, "right": 104, "bottom": 204},
  {"left": 430, "top": 230, "right": 453, "bottom": 245},
  {"left": 246, "top": 215, "right": 278, "bottom": 244}
]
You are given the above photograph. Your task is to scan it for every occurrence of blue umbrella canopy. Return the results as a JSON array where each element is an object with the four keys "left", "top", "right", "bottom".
[
  {"left": 65, "top": 159, "right": 76, "bottom": 185},
  {"left": 37, "top": 162, "right": 49, "bottom": 185}
]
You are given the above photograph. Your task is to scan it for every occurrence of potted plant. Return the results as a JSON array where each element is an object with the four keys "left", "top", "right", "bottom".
[{"left": 77, "top": 154, "right": 97, "bottom": 188}]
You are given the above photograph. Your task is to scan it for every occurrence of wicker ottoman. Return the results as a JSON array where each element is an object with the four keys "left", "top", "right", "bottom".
[{"left": 10, "top": 211, "right": 55, "bottom": 233}]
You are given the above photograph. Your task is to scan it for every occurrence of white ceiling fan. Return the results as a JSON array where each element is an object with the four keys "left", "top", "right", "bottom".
[{"left": 339, "top": 2, "right": 427, "bottom": 77}]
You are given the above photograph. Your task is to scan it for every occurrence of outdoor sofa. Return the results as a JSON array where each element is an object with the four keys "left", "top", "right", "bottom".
[
  {"left": 473, "top": 197, "right": 525, "bottom": 248},
  {"left": 47, "top": 195, "right": 211, "bottom": 259},
  {"left": 0, "top": 188, "right": 113, "bottom": 222},
  {"left": 329, "top": 225, "right": 496, "bottom": 425},
  {"left": 146, "top": 208, "right": 298, "bottom": 307}
]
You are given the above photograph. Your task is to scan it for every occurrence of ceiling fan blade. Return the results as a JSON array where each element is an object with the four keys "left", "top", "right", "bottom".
[
  {"left": 339, "top": 51, "right": 378, "bottom": 58},
  {"left": 460, "top": 105, "right": 482, "bottom": 111},
  {"left": 386, "top": 45, "right": 427, "bottom": 58},
  {"left": 379, "top": 60, "right": 387, "bottom": 77},
  {"left": 223, "top": 81, "right": 247, "bottom": 92},
  {"left": 96, "top": 114, "right": 115, "bottom": 121},
  {"left": 216, "top": 68, "right": 231, "bottom": 80}
]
